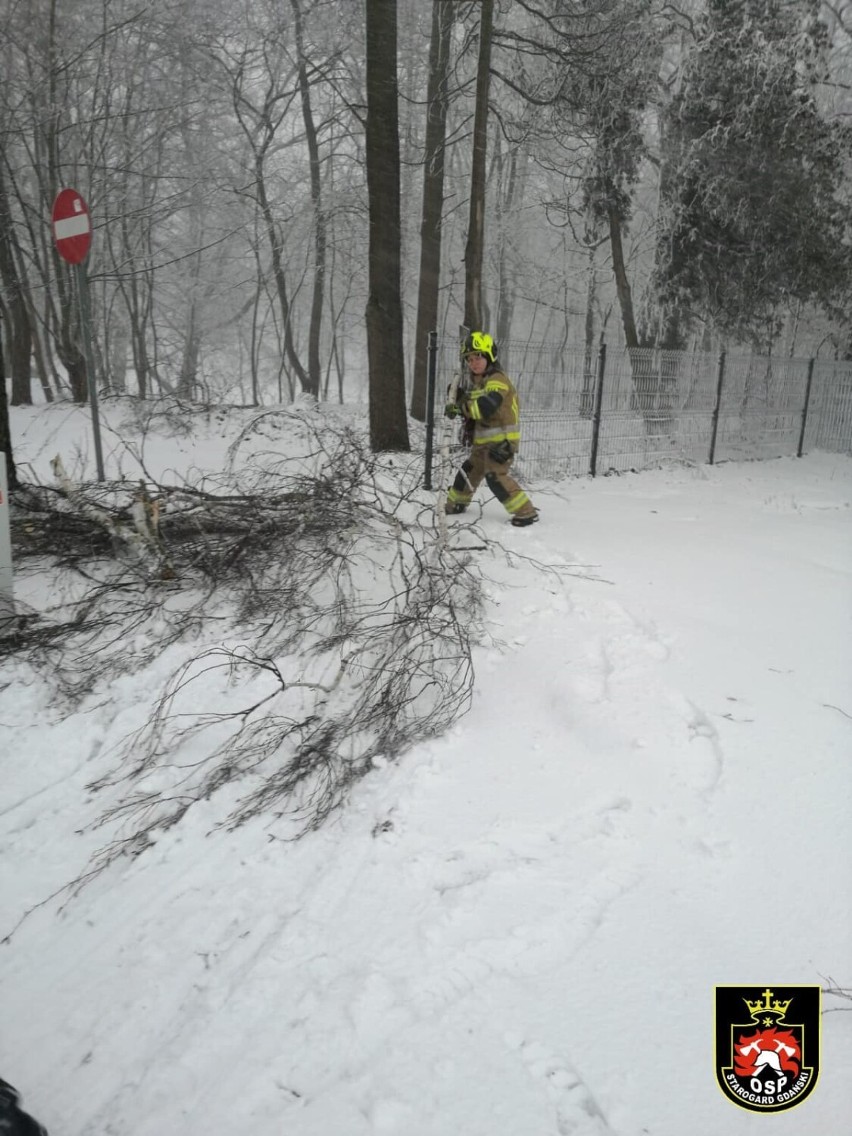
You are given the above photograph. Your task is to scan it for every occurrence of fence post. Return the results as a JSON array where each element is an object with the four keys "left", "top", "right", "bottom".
[
  {"left": 796, "top": 357, "right": 816, "bottom": 458},
  {"left": 589, "top": 341, "right": 606, "bottom": 477},
  {"left": 708, "top": 350, "right": 727, "bottom": 465},
  {"left": 424, "top": 330, "right": 438, "bottom": 489}
]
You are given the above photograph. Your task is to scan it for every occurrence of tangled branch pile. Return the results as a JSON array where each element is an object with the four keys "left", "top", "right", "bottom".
[{"left": 4, "top": 410, "right": 481, "bottom": 863}]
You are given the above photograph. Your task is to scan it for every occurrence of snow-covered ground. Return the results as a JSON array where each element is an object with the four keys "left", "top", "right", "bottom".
[{"left": 2, "top": 400, "right": 851, "bottom": 1135}]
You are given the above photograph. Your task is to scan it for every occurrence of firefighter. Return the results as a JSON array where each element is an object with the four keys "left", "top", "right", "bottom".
[
  {"left": 444, "top": 331, "right": 539, "bottom": 526},
  {"left": 0, "top": 1079, "right": 48, "bottom": 1135}
]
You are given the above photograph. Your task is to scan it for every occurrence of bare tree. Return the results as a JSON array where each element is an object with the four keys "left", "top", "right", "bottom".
[
  {"left": 214, "top": 24, "right": 314, "bottom": 397},
  {"left": 291, "top": 0, "right": 327, "bottom": 400}
]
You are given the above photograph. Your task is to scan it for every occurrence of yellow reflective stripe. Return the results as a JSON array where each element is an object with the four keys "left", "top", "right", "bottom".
[
  {"left": 473, "top": 426, "right": 521, "bottom": 443},
  {"left": 467, "top": 382, "right": 513, "bottom": 424},
  {"left": 467, "top": 389, "right": 488, "bottom": 421},
  {"left": 447, "top": 487, "right": 472, "bottom": 504},
  {"left": 505, "top": 491, "right": 530, "bottom": 514}
]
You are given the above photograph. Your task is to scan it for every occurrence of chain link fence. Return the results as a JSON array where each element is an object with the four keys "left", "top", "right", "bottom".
[{"left": 425, "top": 336, "right": 852, "bottom": 485}]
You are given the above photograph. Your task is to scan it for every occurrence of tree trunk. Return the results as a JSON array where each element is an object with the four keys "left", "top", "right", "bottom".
[
  {"left": 257, "top": 156, "right": 311, "bottom": 398},
  {"left": 648, "top": 113, "right": 687, "bottom": 351},
  {"left": 608, "top": 204, "right": 638, "bottom": 350},
  {"left": 177, "top": 307, "right": 201, "bottom": 400},
  {"left": 29, "top": 319, "right": 55, "bottom": 403},
  {"left": 609, "top": 205, "right": 675, "bottom": 433},
  {"left": 292, "top": 0, "right": 326, "bottom": 401},
  {"left": 65, "top": 354, "right": 89, "bottom": 403},
  {"left": 581, "top": 242, "right": 599, "bottom": 417},
  {"left": 7, "top": 297, "right": 32, "bottom": 407},
  {"left": 177, "top": 122, "right": 205, "bottom": 401},
  {"left": 128, "top": 292, "right": 150, "bottom": 400},
  {"left": 0, "top": 165, "right": 33, "bottom": 407},
  {"left": 463, "top": 0, "right": 493, "bottom": 331},
  {"left": 365, "top": 0, "right": 410, "bottom": 452},
  {"left": 0, "top": 309, "right": 19, "bottom": 490},
  {"left": 108, "top": 316, "right": 129, "bottom": 394},
  {"left": 50, "top": 267, "right": 89, "bottom": 404},
  {"left": 494, "top": 142, "right": 525, "bottom": 350},
  {"left": 410, "top": 0, "right": 454, "bottom": 422}
]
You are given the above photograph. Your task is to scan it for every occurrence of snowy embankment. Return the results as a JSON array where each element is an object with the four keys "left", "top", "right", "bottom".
[{"left": 1, "top": 400, "right": 850, "bottom": 1136}]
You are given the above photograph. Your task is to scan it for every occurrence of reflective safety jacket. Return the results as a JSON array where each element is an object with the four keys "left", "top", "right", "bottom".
[{"left": 462, "top": 368, "right": 521, "bottom": 452}]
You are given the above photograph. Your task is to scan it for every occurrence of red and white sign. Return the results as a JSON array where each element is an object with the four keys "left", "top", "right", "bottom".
[{"left": 51, "top": 188, "right": 92, "bottom": 264}]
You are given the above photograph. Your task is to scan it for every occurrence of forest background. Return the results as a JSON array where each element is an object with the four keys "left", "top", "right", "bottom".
[
  {"left": 2, "top": 11, "right": 851, "bottom": 1126},
  {"left": 2, "top": 0, "right": 852, "bottom": 464}
]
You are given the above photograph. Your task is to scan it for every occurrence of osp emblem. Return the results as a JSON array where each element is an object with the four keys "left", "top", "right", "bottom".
[{"left": 715, "top": 986, "right": 820, "bottom": 1112}]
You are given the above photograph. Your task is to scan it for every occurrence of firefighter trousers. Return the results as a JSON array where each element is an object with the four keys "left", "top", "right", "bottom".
[{"left": 446, "top": 446, "right": 536, "bottom": 518}]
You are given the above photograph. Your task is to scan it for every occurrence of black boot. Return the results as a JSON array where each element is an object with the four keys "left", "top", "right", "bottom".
[{"left": 510, "top": 510, "right": 539, "bottom": 527}]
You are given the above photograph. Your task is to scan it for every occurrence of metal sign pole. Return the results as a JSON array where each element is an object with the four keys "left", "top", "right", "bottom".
[
  {"left": 0, "top": 454, "right": 13, "bottom": 622},
  {"left": 75, "top": 261, "right": 106, "bottom": 482}
]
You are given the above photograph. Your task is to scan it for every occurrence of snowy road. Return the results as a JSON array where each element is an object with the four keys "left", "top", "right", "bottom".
[{"left": 2, "top": 414, "right": 850, "bottom": 1135}]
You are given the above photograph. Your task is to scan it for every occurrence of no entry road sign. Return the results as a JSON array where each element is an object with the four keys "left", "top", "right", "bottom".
[
  {"left": 51, "top": 188, "right": 92, "bottom": 264},
  {"left": 50, "top": 186, "right": 105, "bottom": 480}
]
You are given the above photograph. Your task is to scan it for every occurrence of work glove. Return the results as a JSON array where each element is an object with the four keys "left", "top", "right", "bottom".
[
  {"left": 488, "top": 439, "right": 514, "bottom": 463},
  {"left": 444, "top": 402, "right": 463, "bottom": 418}
]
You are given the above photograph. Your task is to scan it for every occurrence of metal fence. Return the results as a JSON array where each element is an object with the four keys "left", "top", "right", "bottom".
[{"left": 424, "top": 336, "right": 852, "bottom": 485}]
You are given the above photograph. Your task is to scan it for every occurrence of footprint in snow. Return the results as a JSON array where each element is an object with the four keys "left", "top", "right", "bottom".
[{"left": 510, "top": 1036, "right": 614, "bottom": 1135}]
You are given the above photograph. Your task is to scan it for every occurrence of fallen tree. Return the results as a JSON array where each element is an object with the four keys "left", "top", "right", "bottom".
[{"left": 4, "top": 410, "right": 481, "bottom": 868}]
